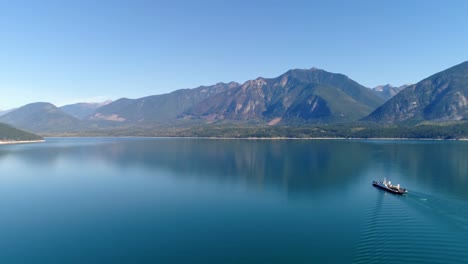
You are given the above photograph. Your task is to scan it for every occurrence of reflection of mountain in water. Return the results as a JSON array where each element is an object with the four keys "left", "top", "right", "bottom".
[
  {"left": 1, "top": 139, "right": 467, "bottom": 198},
  {"left": 0, "top": 139, "right": 376, "bottom": 195}
]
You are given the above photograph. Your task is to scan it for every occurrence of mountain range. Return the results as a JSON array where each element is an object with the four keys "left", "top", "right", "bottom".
[
  {"left": 90, "top": 82, "right": 239, "bottom": 122},
  {"left": 0, "top": 61, "right": 467, "bottom": 135}
]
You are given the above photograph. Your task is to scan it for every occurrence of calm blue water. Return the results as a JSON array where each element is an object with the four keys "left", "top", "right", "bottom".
[{"left": 0, "top": 138, "right": 467, "bottom": 263}]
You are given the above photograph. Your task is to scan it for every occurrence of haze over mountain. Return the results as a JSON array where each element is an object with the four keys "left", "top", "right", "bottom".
[
  {"left": 371, "top": 84, "right": 409, "bottom": 101},
  {"left": 0, "top": 102, "right": 83, "bottom": 133},
  {"left": 60, "top": 101, "right": 112, "bottom": 119},
  {"left": 364, "top": 61, "right": 468, "bottom": 123},
  {"left": 0, "top": 109, "right": 15, "bottom": 117}
]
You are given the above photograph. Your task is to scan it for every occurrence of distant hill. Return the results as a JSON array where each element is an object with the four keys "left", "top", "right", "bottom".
[
  {"left": 364, "top": 61, "right": 468, "bottom": 123},
  {"left": 0, "top": 102, "right": 82, "bottom": 133},
  {"left": 371, "top": 84, "right": 408, "bottom": 100},
  {"left": 0, "top": 122, "right": 42, "bottom": 141},
  {"left": 90, "top": 82, "right": 239, "bottom": 122},
  {"left": 60, "top": 101, "right": 112, "bottom": 119},
  {"left": 183, "top": 68, "right": 384, "bottom": 123}
]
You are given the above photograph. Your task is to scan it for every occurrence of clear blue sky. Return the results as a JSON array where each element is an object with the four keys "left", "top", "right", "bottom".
[{"left": 1, "top": 0, "right": 467, "bottom": 109}]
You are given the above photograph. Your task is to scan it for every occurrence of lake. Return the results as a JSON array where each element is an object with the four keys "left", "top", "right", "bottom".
[{"left": 0, "top": 138, "right": 467, "bottom": 263}]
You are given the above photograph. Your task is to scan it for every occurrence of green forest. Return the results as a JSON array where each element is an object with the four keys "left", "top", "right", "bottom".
[{"left": 0, "top": 123, "right": 43, "bottom": 142}]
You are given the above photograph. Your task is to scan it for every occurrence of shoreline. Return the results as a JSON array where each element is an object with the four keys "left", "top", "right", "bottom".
[
  {"left": 0, "top": 139, "right": 45, "bottom": 145},
  {"left": 44, "top": 136, "right": 468, "bottom": 141},
  {"left": 194, "top": 137, "right": 468, "bottom": 141}
]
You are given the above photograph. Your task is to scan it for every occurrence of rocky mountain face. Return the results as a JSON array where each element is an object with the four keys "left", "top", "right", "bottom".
[
  {"left": 0, "top": 102, "right": 82, "bottom": 133},
  {"left": 90, "top": 82, "right": 239, "bottom": 122},
  {"left": 364, "top": 61, "right": 468, "bottom": 123},
  {"left": 183, "top": 68, "right": 384, "bottom": 123},
  {"left": 371, "top": 84, "right": 409, "bottom": 100},
  {"left": 60, "top": 101, "right": 112, "bottom": 119}
]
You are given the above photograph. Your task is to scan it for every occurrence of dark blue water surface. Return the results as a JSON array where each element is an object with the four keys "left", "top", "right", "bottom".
[{"left": 0, "top": 138, "right": 467, "bottom": 263}]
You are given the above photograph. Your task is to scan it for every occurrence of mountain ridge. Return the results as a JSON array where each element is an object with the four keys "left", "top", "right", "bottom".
[
  {"left": 364, "top": 61, "right": 468, "bottom": 123},
  {"left": 182, "top": 67, "right": 384, "bottom": 123}
]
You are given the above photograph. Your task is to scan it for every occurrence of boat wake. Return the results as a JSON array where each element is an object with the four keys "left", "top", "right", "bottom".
[
  {"left": 353, "top": 190, "right": 468, "bottom": 264},
  {"left": 404, "top": 191, "right": 468, "bottom": 232}
]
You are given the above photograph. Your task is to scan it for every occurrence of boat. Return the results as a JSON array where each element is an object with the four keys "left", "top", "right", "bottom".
[{"left": 372, "top": 178, "right": 407, "bottom": 194}]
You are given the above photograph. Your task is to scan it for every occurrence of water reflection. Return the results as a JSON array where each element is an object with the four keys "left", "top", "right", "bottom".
[
  {"left": 1, "top": 138, "right": 468, "bottom": 264},
  {"left": 0, "top": 138, "right": 467, "bottom": 198},
  {"left": 0, "top": 139, "right": 377, "bottom": 195}
]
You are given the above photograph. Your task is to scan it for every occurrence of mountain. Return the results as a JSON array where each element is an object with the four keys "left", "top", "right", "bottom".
[
  {"left": 60, "top": 101, "right": 112, "bottom": 119},
  {"left": 371, "top": 84, "right": 408, "bottom": 100},
  {"left": 0, "top": 102, "right": 82, "bottom": 133},
  {"left": 89, "top": 82, "right": 239, "bottom": 122},
  {"left": 0, "top": 122, "right": 42, "bottom": 142},
  {"left": 364, "top": 61, "right": 468, "bottom": 123},
  {"left": 183, "top": 68, "right": 384, "bottom": 123}
]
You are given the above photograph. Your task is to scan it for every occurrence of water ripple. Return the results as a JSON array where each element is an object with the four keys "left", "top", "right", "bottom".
[{"left": 353, "top": 190, "right": 468, "bottom": 264}]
